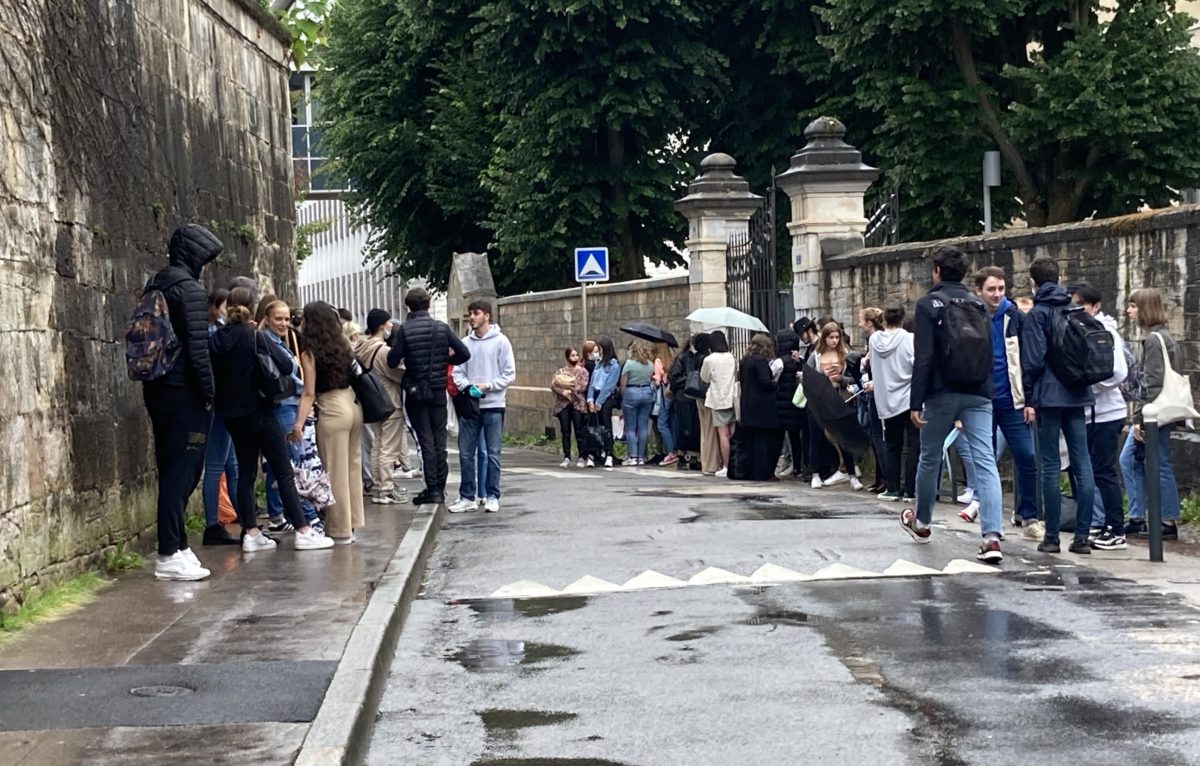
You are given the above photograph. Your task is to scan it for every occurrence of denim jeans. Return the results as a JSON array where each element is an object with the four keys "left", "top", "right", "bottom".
[
  {"left": 1037, "top": 407, "right": 1095, "bottom": 542},
  {"left": 915, "top": 393, "right": 1002, "bottom": 537},
  {"left": 622, "top": 386, "right": 655, "bottom": 461},
  {"left": 993, "top": 403, "right": 1038, "bottom": 522},
  {"left": 264, "top": 403, "right": 319, "bottom": 524},
  {"left": 202, "top": 412, "right": 238, "bottom": 527},
  {"left": 656, "top": 391, "right": 676, "bottom": 454},
  {"left": 458, "top": 409, "right": 504, "bottom": 501},
  {"left": 1087, "top": 419, "right": 1124, "bottom": 532},
  {"left": 1119, "top": 425, "right": 1180, "bottom": 522}
]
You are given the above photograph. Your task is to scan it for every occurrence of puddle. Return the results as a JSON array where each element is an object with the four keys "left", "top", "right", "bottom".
[
  {"left": 454, "top": 596, "right": 590, "bottom": 620},
  {"left": 448, "top": 639, "right": 580, "bottom": 671},
  {"left": 744, "top": 608, "right": 811, "bottom": 627},
  {"left": 480, "top": 708, "right": 578, "bottom": 735},
  {"left": 664, "top": 626, "right": 722, "bottom": 642}
]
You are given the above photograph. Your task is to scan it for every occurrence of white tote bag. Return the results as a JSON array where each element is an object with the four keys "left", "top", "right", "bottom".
[{"left": 1148, "top": 333, "right": 1199, "bottom": 425}]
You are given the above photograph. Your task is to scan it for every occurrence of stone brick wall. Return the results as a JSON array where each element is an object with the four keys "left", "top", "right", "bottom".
[
  {"left": 821, "top": 205, "right": 1200, "bottom": 490},
  {"left": 497, "top": 277, "right": 690, "bottom": 437},
  {"left": 0, "top": 0, "right": 296, "bottom": 606}
]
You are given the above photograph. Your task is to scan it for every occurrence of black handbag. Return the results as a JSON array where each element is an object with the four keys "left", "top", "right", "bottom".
[
  {"left": 579, "top": 412, "right": 607, "bottom": 457},
  {"left": 453, "top": 390, "right": 480, "bottom": 420},
  {"left": 684, "top": 370, "right": 709, "bottom": 400},
  {"left": 256, "top": 333, "right": 296, "bottom": 403},
  {"left": 350, "top": 360, "right": 396, "bottom": 423}
]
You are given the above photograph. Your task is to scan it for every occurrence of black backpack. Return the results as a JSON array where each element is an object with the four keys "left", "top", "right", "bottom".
[
  {"left": 1048, "top": 305, "right": 1114, "bottom": 389},
  {"left": 939, "top": 297, "right": 992, "bottom": 389}
]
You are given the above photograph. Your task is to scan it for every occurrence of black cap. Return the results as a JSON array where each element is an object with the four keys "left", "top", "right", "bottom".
[
  {"left": 793, "top": 316, "right": 815, "bottom": 335},
  {"left": 366, "top": 308, "right": 392, "bottom": 336}
]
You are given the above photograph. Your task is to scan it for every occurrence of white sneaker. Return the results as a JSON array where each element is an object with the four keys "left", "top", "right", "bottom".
[
  {"left": 849, "top": 476, "right": 864, "bottom": 491},
  {"left": 332, "top": 533, "right": 355, "bottom": 545},
  {"left": 715, "top": 467, "right": 728, "bottom": 478},
  {"left": 560, "top": 458, "right": 571, "bottom": 468},
  {"left": 957, "top": 488, "right": 976, "bottom": 504},
  {"left": 1022, "top": 519, "right": 1046, "bottom": 540},
  {"left": 604, "top": 456, "right": 613, "bottom": 468},
  {"left": 295, "top": 529, "right": 335, "bottom": 550},
  {"left": 823, "top": 471, "right": 850, "bottom": 487},
  {"left": 775, "top": 462, "right": 793, "bottom": 478},
  {"left": 390, "top": 489, "right": 408, "bottom": 502},
  {"left": 372, "top": 493, "right": 397, "bottom": 505},
  {"left": 811, "top": 475, "right": 823, "bottom": 489},
  {"left": 958, "top": 500, "right": 980, "bottom": 523},
  {"left": 577, "top": 458, "right": 586, "bottom": 469},
  {"left": 242, "top": 532, "right": 277, "bottom": 553},
  {"left": 154, "top": 551, "right": 210, "bottom": 581},
  {"left": 448, "top": 497, "right": 477, "bottom": 514},
  {"left": 586, "top": 457, "right": 595, "bottom": 468},
  {"left": 392, "top": 468, "right": 417, "bottom": 481},
  {"left": 181, "top": 548, "right": 202, "bottom": 569},
  {"left": 484, "top": 497, "right": 500, "bottom": 513}
]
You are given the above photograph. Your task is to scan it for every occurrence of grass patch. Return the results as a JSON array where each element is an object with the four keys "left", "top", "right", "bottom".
[
  {"left": 1181, "top": 496, "right": 1200, "bottom": 526},
  {"left": 104, "top": 543, "right": 144, "bottom": 572},
  {"left": 0, "top": 573, "right": 109, "bottom": 641},
  {"left": 184, "top": 513, "right": 207, "bottom": 536}
]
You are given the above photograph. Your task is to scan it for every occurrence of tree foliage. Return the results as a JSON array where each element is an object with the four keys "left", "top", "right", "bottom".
[{"left": 818, "top": 0, "right": 1200, "bottom": 235}]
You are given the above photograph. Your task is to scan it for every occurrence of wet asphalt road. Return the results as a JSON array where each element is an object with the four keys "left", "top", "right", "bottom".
[{"left": 368, "top": 449, "right": 1200, "bottom": 765}]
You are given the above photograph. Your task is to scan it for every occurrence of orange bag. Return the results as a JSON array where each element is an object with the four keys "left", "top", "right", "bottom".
[{"left": 217, "top": 474, "right": 237, "bottom": 525}]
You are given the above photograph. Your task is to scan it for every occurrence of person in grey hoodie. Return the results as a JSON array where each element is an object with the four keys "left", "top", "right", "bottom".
[
  {"left": 450, "top": 300, "right": 517, "bottom": 514},
  {"left": 1022, "top": 257, "right": 1096, "bottom": 555},
  {"left": 1068, "top": 283, "right": 1128, "bottom": 550},
  {"left": 868, "top": 304, "right": 917, "bottom": 501}
]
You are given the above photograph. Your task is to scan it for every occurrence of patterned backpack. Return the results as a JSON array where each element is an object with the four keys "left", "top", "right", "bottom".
[{"left": 124, "top": 288, "right": 181, "bottom": 381}]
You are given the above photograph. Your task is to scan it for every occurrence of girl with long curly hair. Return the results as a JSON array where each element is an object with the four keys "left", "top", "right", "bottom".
[{"left": 293, "top": 301, "right": 364, "bottom": 544}]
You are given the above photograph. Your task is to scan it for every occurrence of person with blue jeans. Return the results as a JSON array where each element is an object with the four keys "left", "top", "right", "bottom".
[
  {"left": 202, "top": 289, "right": 241, "bottom": 546},
  {"left": 899, "top": 246, "right": 1005, "bottom": 564},
  {"left": 586, "top": 338, "right": 623, "bottom": 468},
  {"left": 1022, "top": 257, "right": 1097, "bottom": 555},
  {"left": 1122, "top": 287, "right": 1182, "bottom": 540},
  {"left": 449, "top": 300, "right": 516, "bottom": 514},
  {"left": 259, "top": 299, "right": 322, "bottom": 531},
  {"left": 974, "top": 266, "right": 1042, "bottom": 538},
  {"left": 620, "top": 341, "right": 657, "bottom": 465}
]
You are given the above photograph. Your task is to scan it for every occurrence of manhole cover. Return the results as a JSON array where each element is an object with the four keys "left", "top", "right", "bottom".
[{"left": 129, "top": 684, "right": 194, "bottom": 698}]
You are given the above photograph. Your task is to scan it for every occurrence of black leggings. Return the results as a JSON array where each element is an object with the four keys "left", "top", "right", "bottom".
[
  {"left": 556, "top": 406, "right": 581, "bottom": 458},
  {"left": 225, "top": 409, "right": 308, "bottom": 531}
]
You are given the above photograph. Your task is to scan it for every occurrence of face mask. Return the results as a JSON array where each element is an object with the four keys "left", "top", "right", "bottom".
[
  {"left": 383, "top": 329, "right": 391, "bottom": 341},
  {"left": 590, "top": 352, "right": 601, "bottom": 361}
]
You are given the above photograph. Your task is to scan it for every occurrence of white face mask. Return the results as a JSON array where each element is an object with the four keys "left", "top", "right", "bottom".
[
  {"left": 383, "top": 329, "right": 391, "bottom": 341},
  {"left": 590, "top": 352, "right": 601, "bottom": 361}
]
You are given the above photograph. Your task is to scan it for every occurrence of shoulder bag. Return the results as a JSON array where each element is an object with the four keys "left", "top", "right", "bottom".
[
  {"left": 256, "top": 332, "right": 296, "bottom": 404},
  {"left": 350, "top": 359, "right": 396, "bottom": 423},
  {"left": 1147, "top": 332, "right": 1199, "bottom": 425}
]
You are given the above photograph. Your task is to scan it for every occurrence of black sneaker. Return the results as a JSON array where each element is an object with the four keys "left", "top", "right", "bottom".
[
  {"left": 1087, "top": 527, "right": 1103, "bottom": 542},
  {"left": 1124, "top": 519, "right": 1147, "bottom": 537},
  {"left": 413, "top": 491, "right": 445, "bottom": 506},
  {"left": 266, "top": 518, "right": 294, "bottom": 534},
  {"left": 1163, "top": 523, "right": 1179, "bottom": 541},
  {"left": 202, "top": 524, "right": 240, "bottom": 546},
  {"left": 1037, "top": 539, "right": 1061, "bottom": 553},
  {"left": 1091, "top": 531, "right": 1127, "bottom": 550},
  {"left": 1010, "top": 513, "right": 1024, "bottom": 528},
  {"left": 976, "top": 540, "right": 1003, "bottom": 564},
  {"left": 676, "top": 459, "right": 691, "bottom": 471},
  {"left": 1068, "top": 538, "right": 1092, "bottom": 555},
  {"left": 899, "top": 509, "right": 932, "bottom": 544}
]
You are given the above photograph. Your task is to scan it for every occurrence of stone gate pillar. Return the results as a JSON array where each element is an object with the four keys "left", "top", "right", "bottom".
[
  {"left": 675, "top": 153, "right": 763, "bottom": 318},
  {"left": 775, "top": 117, "right": 878, "bottom": 319}
]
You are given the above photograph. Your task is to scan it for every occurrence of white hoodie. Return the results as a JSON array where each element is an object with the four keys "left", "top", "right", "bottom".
[
  {"left": 868, "top": 328, "right": 915, "bottom": 420},
  {"left": 452, "top": 324, "right": 517, "bottom": 410},
  {"left": 1089, "top": 312, "right": 1128, "bottom": 424}
]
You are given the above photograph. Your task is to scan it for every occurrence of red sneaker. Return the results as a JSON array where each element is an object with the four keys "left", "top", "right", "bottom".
[{"left": 900, "top": 508, "right": 932, "bottom": 544}]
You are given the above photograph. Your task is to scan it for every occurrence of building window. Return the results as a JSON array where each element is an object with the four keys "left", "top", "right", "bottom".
[{"left": 291, "top": 72, "right": 342, "bottom": 194}]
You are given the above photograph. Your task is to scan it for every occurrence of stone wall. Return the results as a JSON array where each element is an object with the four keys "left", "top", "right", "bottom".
[
  {"left": 821, "top": 205, "right": 1200, "bottom": 490},
  {"left": 0, "top": 0, "right": 296, "bottom": 606},
  {"left": 497, "top": 277, "right": 690, "bottom": 437}
]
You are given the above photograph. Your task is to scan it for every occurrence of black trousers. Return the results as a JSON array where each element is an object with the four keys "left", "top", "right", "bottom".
[
  {"left": 144, "top": 385, "right": 212, "bottom": 556},
  {"left": 225, "top": 408, "right": 308, "bottom": 531},
  {"left": 743, "top": 426, "right": 785, "bottom": 481},
  {"left": 556, "top": 406, "right": 581, "bottom": 458},
  {"left": 1087, "top": 419, "right": 1124, "bottom": 531},
  {"left": 808, "top": 409, "right": 837, "bottom": 480},
  {"left": 883, "top": 412, "right": 919, "bottom": 497},
  {"left": 406, "top": 397, "right": 449, "bottom": 493},
  {"left": 784, "top": 427, "right": 806, "bottom": 475}
]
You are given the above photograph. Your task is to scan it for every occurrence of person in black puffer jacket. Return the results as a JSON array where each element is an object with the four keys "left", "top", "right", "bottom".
[
  {"left": 142, "top": 224, "right": 222, "bottom": 582},
  {"left": 773, "top": 329, "right": 807, "bottom": 479},
  {"left": 386, "top": 287, "right": 470, "bottom": 505}
]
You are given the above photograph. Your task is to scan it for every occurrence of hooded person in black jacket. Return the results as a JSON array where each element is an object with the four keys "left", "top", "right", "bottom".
[
  {"left": 900, "top": 246, "right": 1006, "bottom": 566},
  {"left": 142, "top": 224, "right": 222, "bottom": 581},
  {"left": 387, "top": 287, "right": 470, "bottom": 506}
]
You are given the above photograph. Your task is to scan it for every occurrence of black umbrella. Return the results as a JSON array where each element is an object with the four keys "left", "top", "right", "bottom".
[
  {"left": 620, "top": 322, "right": 678, "bottom": 348},
  {"left": 801, "top": 370, "right": 871, "bottom": 455}
]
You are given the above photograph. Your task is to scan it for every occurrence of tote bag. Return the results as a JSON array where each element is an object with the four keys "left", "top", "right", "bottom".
[
  {"left": 350, "top": 360, "right": 396, "bottom": 424},
  {"left": 1147, "top": 333, "right": 1199, "bottom": 425}
]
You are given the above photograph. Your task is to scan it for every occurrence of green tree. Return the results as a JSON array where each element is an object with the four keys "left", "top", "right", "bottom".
[{"left": 818, "top": 0, "right": 1200, "bottom": 237}]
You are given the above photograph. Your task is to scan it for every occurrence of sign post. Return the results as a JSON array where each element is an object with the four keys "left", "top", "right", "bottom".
[{"left": 574, "top": 247, "right": 610, "bottom": 343}]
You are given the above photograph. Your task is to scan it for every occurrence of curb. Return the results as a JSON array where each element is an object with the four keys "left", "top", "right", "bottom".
[{"left": 294, "top": 502, "right": 445, "bottom": 766}]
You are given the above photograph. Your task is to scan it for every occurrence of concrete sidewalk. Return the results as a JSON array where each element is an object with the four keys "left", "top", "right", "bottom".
[{"left": 0, "top": 496, "right": 418, "bottom": 765}]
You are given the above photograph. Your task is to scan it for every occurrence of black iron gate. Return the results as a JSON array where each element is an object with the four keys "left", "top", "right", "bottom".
[{"left": 725, "top": 174, "right": 779, "bottom": 354}]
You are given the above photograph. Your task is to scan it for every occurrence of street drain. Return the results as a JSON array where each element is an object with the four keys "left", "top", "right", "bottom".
[{"left": 129, "top": 684, "right": 194, "bottom": 698}]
